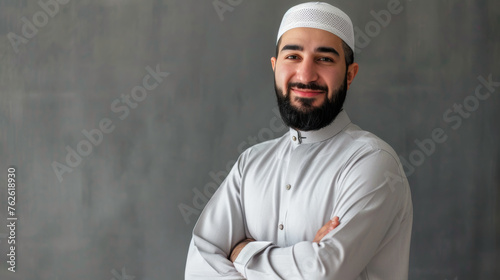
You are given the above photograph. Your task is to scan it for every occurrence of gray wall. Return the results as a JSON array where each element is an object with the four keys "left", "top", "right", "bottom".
[{"left": 0, "top": 0, "right": 499, "bottom": 279}]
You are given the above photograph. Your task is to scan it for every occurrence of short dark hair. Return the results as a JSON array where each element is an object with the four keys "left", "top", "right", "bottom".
[
  {"left": 341, "top": 41, "right": 354, "bottom": 67},
  {"left": 275, "top": 37, "right": 354, "bottom": 67}
]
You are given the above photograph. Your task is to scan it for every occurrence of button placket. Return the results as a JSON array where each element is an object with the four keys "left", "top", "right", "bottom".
[{"left": 277, "top": 145, "right": 305, "bottom": 246}]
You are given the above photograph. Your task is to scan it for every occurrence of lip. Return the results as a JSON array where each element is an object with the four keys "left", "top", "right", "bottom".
[{"left": 291, "top": 88, "right": 325, "bottom": 98}]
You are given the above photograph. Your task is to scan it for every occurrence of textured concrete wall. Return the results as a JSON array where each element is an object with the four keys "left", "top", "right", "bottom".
[{"left": 0, "top": 0, "right": 499, "bottom": 279}]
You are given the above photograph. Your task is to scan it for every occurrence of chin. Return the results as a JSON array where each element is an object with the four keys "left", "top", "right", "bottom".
[{"left": 292, "top": 97, "right": 326, "bottom": 110}]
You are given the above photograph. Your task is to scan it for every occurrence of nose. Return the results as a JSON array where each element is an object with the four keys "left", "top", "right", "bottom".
[{"left": 294, "top": 57, "right": 319, "bottom": 83}]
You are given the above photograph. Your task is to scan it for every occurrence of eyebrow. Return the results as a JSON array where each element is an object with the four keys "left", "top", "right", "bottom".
[
  {"left": 315, "top": 46, "right": 340, "bottom": 57},
  {"left": 280, "top": 44, "right": 340, "bottom": 57},
  {"left": 281, "top": 44, "right": 303, "bottom": 52}
]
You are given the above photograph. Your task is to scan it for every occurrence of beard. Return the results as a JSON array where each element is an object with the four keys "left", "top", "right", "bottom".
[{"left": 274, "top": 73, "right": 348, "bottom": 131}]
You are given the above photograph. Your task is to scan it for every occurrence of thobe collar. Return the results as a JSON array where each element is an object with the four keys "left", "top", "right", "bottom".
[{"left": 289, "top": 110, "right": 351, "bottom": 145}]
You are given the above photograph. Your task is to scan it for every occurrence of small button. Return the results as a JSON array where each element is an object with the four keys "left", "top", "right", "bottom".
[
  {"left": 286, "top": 184, "right": 291, "bottom": 190},
  {"left": 292, "top": 136, "right": 297, "bottom": 141},
  {"left": 278, "top": 224, "right": 284, "bottom": 230}
]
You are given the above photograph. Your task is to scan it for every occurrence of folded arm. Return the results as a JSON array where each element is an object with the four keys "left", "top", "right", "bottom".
[
  {"left": 230, "top": 150, "right": 409, "bottom": 279},
  {"left": 230, "top": 216, "right": 340, "bottom": 263},
  {"left": 185, "top": 155, "right": 248, "bottom": 280}
]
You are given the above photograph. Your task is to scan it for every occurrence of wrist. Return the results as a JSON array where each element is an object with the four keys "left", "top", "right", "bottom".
[{"left": 230, "top": 238, "right": 255, "bottom": 262}]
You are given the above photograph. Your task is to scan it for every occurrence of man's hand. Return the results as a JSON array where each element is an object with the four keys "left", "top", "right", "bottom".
[
  {"left": 230, "top": 238, "right": 256, "bottom": 262},
  {"left": 230, "top": 217, "right": 339, "bottom": 262},
  {"left": 313, "top": 216, "right": 340, "bottom": 243}
]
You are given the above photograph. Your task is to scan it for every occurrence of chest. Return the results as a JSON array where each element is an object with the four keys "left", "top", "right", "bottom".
[{"left": 240, "top": 145, "right": 344, "bottom": 246}]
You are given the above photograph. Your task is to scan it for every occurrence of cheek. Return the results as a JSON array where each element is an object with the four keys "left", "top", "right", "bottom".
[
  {"left": 323, "top": 69, "right": 345, "bottom": 90},
  {"left": 276, "top": 64, "right": 295, "bottom": 85}
]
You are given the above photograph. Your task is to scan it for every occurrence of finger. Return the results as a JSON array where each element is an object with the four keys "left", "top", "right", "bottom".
[
  {"left": 315, "top": 221, "right": 335, "bottom": 242},
  {"left": 314, "top": 224, "right": 329, "bottom": 242},
  {"left": 318, "top": 220, "right": 333, "bottom": 235},
  {"left": 314, "top": 217, "right": 341, "bottom": 243},
  {"left": 331, "top": 216, "right": 340, "bottom": 228},
  {"left": 321, "top": 218, "right": 340, "bottom": 236},
  {"left": 321, "top": 218, "right": 337, "bottom": 233}
]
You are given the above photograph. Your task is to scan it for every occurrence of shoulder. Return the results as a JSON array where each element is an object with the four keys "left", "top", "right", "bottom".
[
  {"left": 339, "top": 123, "right": 400, "bottom": 163},
  {"left": 241, "top": 132, "right": 289, "bottom": 155},
  {"left": 332, "top": 123, "right": 409, "bottom": 191},
  {"left": 236, "top": 132, "right": 289, "bottom": 168},
  {"left": 336, "top": 123, "right": 411, "bottom": 197}
]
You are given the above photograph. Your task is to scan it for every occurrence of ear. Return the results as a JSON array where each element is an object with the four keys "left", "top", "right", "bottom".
[
  {"left": 346, "top": 62, "right": 359, "bottom": 90},
  {"left": 271, "top": 57, "right": 277, "bottom": 72}
]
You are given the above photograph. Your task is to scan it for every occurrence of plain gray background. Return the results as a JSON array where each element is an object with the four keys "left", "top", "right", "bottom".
[{"left": 0, "top": 0, "right": 499, "bottom": 279}]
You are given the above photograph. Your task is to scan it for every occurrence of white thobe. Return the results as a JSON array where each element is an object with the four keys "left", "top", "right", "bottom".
[{"left": 185, "top": 110, "right": 413, "bottom": 280}]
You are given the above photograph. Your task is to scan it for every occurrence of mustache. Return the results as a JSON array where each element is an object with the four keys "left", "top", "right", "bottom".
[{"left": 288, "top": 82, "right": 328, "bottom": 92}]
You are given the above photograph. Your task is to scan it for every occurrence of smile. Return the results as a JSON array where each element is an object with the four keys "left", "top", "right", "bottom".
[{"left": 291, "top": 88, "right": 325, "bottom": 98}]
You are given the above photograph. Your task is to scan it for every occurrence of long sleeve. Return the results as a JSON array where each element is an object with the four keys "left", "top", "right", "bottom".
[
  {"left": 233, "top": 149, "right": 413, "bottom": 280},
  {"left": 185, "top": 154, "right": 248, "bottom": 280}
]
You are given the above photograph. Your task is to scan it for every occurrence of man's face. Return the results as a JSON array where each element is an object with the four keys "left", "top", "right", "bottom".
[{"left": 271, "top": 27, "right": 358, "bottom": 131}]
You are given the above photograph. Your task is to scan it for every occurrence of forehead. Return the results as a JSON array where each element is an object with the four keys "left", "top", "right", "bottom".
[{"left": 279, "top": 27, "right": 344, "bottom": 51}]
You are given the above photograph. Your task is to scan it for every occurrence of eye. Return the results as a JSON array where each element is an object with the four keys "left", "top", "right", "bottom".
[
  {"left": 318, "top": 57, "right": 334, "bottom": 62},
  {"left": 285, "top": 55, "right": 299, "bottom": 60}
]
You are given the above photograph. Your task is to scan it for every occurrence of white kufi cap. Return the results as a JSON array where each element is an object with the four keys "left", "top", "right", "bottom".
[{"left": 276, "top": 2, "right": 355, "bottom": 52}]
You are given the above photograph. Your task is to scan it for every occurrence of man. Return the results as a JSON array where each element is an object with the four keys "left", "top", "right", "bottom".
[{"left": 185, "top": 2, "right": 413, "bottom": 279}]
